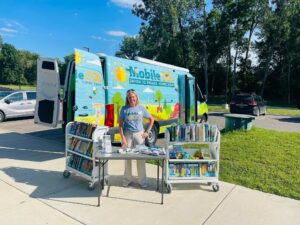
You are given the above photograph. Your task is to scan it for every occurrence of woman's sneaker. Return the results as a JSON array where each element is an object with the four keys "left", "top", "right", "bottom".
[
  {"left": 140, "top": 183, "right": 148, "bottom": 188},
  {"left": 122, "top": 180, "right": 132, "bottom": 187}
]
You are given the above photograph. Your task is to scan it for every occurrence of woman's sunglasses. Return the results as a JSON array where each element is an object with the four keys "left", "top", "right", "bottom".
[{"left": 126, "top": 89, "right": 136, "bottom": 94}]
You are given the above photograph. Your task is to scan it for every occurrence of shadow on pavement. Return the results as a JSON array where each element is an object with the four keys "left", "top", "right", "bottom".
[
  {"left": 1, "top": 166, "right": 167, "bottom": 206},
  {"left": 209, "top": 112, "right": 226, "bottom": 117},
  {"left": 26, "top": 128, "right": 65, "bottom": 143},
  {"left": 277, "top": 117, "right": 300, "bottom": 123},
  {"left": 0, "top": 132, "right": 64, "bottom": 162},
  {"left": 4, "top": 116, "right": 34, "bottom": 122}
]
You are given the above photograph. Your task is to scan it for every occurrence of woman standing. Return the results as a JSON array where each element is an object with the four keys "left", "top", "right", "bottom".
[{"left": 118, "top": 89, "right": 154, "bottom": 188}]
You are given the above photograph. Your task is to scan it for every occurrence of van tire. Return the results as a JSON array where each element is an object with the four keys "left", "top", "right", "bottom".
[
  {"left": 201, "top": 114, "right": 208, "bottom": 123},
  {"left": 145, "top": 125, "right": 158, "bottom": 146},
  {"left": 0, "top": 111, "right": 5, "bottom": 122}
]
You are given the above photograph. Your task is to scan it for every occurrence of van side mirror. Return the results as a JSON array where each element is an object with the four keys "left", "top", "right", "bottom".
[{"left": 4, "top": 99, "right": 12, "bottom": 104}]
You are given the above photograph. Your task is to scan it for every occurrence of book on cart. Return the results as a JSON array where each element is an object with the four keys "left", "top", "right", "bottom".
[
  {"left": 63, "top": 121, "right": 109, "bottom": 190},
  {"left": 165, "top": 122, "right": 220, "bottom": 193}
]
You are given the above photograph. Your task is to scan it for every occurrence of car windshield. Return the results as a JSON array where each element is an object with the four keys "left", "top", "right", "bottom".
[
  {"left": 0, "top": 91, "right": 15, "bottom": 100},
  {"left": 233, "top": 95, "right": 253, "bottom": 102}
]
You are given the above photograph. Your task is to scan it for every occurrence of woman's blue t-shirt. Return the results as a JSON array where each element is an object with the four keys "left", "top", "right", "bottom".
[{"left": 119, "top": 105, "right": 151, "bottom": 133}]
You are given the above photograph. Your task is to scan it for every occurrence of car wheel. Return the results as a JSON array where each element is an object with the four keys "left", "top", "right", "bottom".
[
  {"left": 253, "top": 107, "right": 260, "bottom": 117},
  {"left": 145, "top": 125, "right": 158, "bottom": 147},
  {"left": 0, "top": 111, "right": 5, "bottom": 122}
]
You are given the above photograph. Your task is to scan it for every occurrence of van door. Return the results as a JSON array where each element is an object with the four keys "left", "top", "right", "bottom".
[
  {"left": 178, "top": 75, "right": 187, "bottom": 123},
  {"left": 187, "top": 76, "right": 196, "bottom": 122},
  {"left": 73, "top": 49, "right": 105, "bottom": 125},
  {"left": 34, "top": 58, "right": 60, "bottom": 127}
]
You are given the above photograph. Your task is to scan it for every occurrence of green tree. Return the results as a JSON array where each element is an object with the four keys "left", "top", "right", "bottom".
[
  {"left": 155, "top": 90, "right": 163, "bottom": 110},
  {"left": 0, "top": 43, "right": 24, "bottom": 84},
  {"left": 112, "top": 92, "right": 125, "bottom": 116},
  {"left": 18, "top": 50, "right": 39, "bottom": 84},
  {"left": 59, "top": 53, "right": 74, "bottom": 85},
  {"left": 132, "top": 0, "right": 195, "bottom": 67},
  {"left": 119, "top": 36, "right": 141, "bottom": 59}
]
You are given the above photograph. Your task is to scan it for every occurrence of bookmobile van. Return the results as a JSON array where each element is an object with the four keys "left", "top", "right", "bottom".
[{"left": 34, "top": 49, "right": 208, "bottom": 145}]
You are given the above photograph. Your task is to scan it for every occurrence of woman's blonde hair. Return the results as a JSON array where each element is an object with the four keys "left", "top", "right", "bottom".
[{"left": 125, "top": 89, "right": 140, "bottom": 106}]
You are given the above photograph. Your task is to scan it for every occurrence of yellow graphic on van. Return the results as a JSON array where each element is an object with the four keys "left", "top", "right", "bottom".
[
  {"left": 115, "top": 67, "right": 126, "bottom": 82},
  {"left": 161, "top": 71, "right": 174, "bottom": 82},
  {"left": 84, "top": 71, "right": 102, "bottom": 83}
]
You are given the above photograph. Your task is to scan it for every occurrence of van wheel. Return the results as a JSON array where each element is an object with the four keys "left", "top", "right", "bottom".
[
  {"left": 201, "top": 114, "right": 208, "bottom": 123},
  {"left": 145, "top": 126, "right": 158, "bottom": 146},
  {"left": 0, "top": 111, "right": 5, "bottom": 122}
]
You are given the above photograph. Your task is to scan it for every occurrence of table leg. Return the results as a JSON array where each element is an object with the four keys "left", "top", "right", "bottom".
[
  {"left": 102, "top": 161, "right": 105, "bottom": 190},
  {"left": 157, "top": 160, "right": 159, "bottom": 191},
  {"left": 98, "top": 160, "right": 101, "bottom": 207},
  {"left": 161, "top": 159, "right": 164, "bottom": 204}
]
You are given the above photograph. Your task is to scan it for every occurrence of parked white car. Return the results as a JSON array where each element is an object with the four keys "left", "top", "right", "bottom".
[{"left": 0, "top": 91, "right": 36, "bottom": 122}]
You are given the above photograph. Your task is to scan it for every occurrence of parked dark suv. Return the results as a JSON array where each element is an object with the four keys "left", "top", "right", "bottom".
[{"left": 229, "top": 93, "right": 266, "bottom": 116}]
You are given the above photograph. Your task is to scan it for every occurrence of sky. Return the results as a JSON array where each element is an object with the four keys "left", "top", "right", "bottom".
[{"left": 0, "top": 0, "right": 143, "bottom": 60}]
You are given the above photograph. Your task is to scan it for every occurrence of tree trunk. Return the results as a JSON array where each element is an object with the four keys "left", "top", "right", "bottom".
[
  {"left": 178, "top": 17, "right": 188, "bottom": 68},
  {"left": 226, "top": 28, "right": 231, "bottom": 103},
  {"left": 287, "top": 60, "right": 291, "bottom": 104},
  {"left": 242, "top": 17, "right": 257, "bottom": 86},
  {"left": 260, "top": 44, "right": 275, "bottom": 98}
]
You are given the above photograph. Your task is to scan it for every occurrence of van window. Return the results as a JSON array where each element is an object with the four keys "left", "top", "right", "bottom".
[
  {"left": 26, "top": 92, "right": 36, "bottom": 100},
  {"left": 42, "top": 61, "right": 55, "bottom": 70},
  {"left": 8, "top": 93, "right": 23, "bottom": 102}
]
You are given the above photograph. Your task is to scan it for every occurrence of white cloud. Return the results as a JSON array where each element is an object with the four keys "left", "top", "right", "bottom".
[
  {"left": 0, "top": 19, "right": 27, "bottom": 37},
  {"left": 107, "top": 30, "right": 127, "bottom": 37},
  {"left": 143, "top": 87, "right": 154, "bottom": 93},
  {"left": 91, "top": 35, "right": 116, "bottom": 42},
  {"left": 87, "top": 59, "right": 101, "bottom": 66},
  {"left": 113, "top": 84, "right": 124, "bottom": 89},
  {"left": 110, "top": 0, "right": 143, "bottom": 8},
  {"left": 0, "top": 27, "right": 18, "bottom": 33}
]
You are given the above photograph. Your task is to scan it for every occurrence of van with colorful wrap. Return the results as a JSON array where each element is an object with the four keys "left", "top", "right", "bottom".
[{"left": 34, "top": 49, "right": 208, "bottom": 145}]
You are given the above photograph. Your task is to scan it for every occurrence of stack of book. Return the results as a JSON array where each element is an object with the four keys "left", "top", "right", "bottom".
[
  {"left": 168, "top": 162, "right": 217, "bottom": 178},
  {"left": 167, "top": 123, "right": 218, "bottom": 143},
  {"left": 69, "top": 122, "right": 96, "bottom": 139}
]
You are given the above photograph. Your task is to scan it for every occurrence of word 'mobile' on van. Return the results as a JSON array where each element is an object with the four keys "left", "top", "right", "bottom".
[{"left": 34, "top": 49, "right": 208, "bottom": 145}]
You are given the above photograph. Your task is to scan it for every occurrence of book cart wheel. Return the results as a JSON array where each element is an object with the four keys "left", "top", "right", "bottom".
[
  {"left": 104, "top": 177, "right": 108, "bottom": 185},
  {"left": 63, "top": 170, "right": 71, "bottom": 178},
  {"left": 212, "top": 184, "right": 219, "bottom": 192},
  {"left": 88, "top": 182, "right": 95, "bottom": 191},
  {"left": 166, "top": 183, "right": 173, "bottom": 193}
]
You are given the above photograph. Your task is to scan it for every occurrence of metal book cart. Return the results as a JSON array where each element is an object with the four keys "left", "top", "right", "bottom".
[
  {"left": 164, "top": 123, "right": 220, "bottom": 193},
  {"left": 63, "top": 122, "right": 109, "bottom": 190}
]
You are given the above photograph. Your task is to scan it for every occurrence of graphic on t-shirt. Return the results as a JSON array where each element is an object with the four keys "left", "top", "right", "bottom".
[{"left": 126, "top": 111, "right": 141, "bottom": 122}]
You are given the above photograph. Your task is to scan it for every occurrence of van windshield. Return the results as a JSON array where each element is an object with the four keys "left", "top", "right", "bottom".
[{"left": 0, "top": 91, "right": 15, "bottom": 100}]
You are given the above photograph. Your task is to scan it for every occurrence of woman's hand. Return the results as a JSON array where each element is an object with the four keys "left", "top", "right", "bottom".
[
  {"left": 121, "top": 137, "right": 128, "bottom": 148},
  {"left": 142, "top": 132, "right": 148, "bottom": 139}
]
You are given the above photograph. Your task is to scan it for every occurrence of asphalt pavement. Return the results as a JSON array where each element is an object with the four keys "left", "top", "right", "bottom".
[{"left": 0, "top": 122, "right": 300, "bottom": 225}]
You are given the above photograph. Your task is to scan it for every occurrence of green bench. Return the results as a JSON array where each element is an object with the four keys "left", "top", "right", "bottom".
[{"left": 224, "top": 114, "right": 255, "bottom": 131}]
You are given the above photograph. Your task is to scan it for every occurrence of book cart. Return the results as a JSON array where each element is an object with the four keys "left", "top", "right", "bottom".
[
  {"left": 63, "top": 121, "right": 109, "bottom": 190},
  {"left": 164, "top": 123, "right": 220, "bottom": 193}
]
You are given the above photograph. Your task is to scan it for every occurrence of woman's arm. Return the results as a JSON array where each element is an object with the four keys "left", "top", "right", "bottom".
[
  {"left": 142, "top": 115, "right": 154, "bottom": 139},
  {"left": 118, "top": 119, "right": 127, "bottom": 148}
]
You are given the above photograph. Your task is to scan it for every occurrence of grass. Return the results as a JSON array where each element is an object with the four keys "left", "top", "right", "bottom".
[
  {"left": 208, "top": 104, "right": 300, "bottom": 116},
  {"left": 220, "top": 127, "right": 300, "bottom": 200},
  {"left": 0, "top": 84, "right": 36, "bottom": 91},
  {"left": 208, "top": 105, "right": 229, "bottom": 112},
  {"left": 267, "top": 108, "right": 300, "bottom": 116}
]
